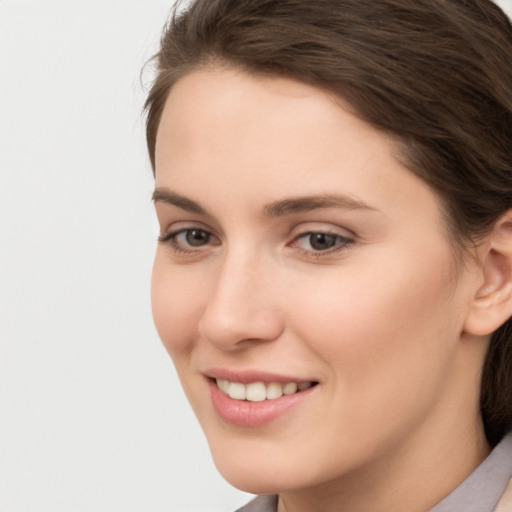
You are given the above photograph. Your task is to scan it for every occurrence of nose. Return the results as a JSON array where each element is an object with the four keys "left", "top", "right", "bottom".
[{"left": 198, "top": 252, "right": 284, "bottom": 350}]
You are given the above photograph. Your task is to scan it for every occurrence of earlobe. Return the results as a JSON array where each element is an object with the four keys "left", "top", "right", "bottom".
[{"left": 464, "top": 210, "right": 512, "bottom": 336}]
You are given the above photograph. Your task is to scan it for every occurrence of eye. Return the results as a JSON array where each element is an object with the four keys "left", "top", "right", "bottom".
[
  {"left": 292, "top": 231, "right": 352, "bottom": 255},
  {"left": 177, "top": 229, "right": 211, "bottom": 247},
  {"left": 158, "top": 227, "right": 219, "bottom": 253}
]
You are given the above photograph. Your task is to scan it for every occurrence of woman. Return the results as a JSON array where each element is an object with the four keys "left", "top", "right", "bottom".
[{"left": 145, "top": 1, "right": 512, "bottom": 510}]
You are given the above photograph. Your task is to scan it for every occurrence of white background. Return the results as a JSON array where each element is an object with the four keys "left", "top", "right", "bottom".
[
  {"left": 0, "top": 1, "right": 250, "bottom": 511},
  {"left": 1, "top": 1, "right": 511, "bottom": 511}
]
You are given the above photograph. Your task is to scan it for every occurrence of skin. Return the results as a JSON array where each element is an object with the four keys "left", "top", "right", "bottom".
[{"left": 151, "top": 67, "right": 492, "bottom": 512}]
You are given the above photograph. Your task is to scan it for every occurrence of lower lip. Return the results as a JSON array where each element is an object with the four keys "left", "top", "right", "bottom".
[{"left": 208, "top": 379, "right": 316, "bottom": 428}]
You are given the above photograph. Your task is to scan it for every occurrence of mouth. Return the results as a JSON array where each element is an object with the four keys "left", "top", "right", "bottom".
[
  {"left": 206, "top": 374, "right": 319, "bottom": 427},
  {"left": 215, "top": 378, "right": 317, "bottom": 402}
]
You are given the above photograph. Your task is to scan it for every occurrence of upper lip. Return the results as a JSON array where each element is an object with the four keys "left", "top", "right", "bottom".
[{"left": 203, "top": 367, "right": 318, "bottom": 384}]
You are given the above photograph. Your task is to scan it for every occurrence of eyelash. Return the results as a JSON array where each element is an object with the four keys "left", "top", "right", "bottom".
[
  {"left": 291, "top": 232, "right": 353, "bottom": 258},
  {"left": 158, "top": 228, "right": 218, "bottom": 255},
  {"left": 158, "top": 228, "right": 354, "bottom": 258}
]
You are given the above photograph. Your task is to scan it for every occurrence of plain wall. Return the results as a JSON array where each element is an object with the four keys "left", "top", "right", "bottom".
[
  {"left": 0, "top": 1, "right": 250, "bottom": 511},
  {"left": 1, "top": 0, "right": 511, "bottom": 511}
]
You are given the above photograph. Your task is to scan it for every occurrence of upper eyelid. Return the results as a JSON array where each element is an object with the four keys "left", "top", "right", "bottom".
[
  {"left": 158, "top": 219, "right": 356, "bottom": 243},
  {"left": 153, "top": 203, "right": 217, "bottom": 233},
  {"left": 159, "top": 220, "right": 218, "bottom": 237},
  {"left": 294, "top": 231, "right": 353, "bottom": 241},
  {"left": 288, "top": 222, "right": 356, "bottom": 240},
  {"left": 163, "top": 226, "right": 217, "bottom": 240}
]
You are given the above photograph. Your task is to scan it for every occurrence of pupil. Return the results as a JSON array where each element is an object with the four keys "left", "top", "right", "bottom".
[
  {"left": 310, "top": 233, "right": 336, "bottom": 251},
  {"left": 186, "top": 229, "right": 209, "bottom": 246}
]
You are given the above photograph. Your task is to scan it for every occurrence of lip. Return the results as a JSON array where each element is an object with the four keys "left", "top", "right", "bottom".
[
  {"left": 204, "top": 367, "right": 316, "bottom": 384},
  {"left": 205, "top": 369, "right": 318, "bottom": 428}
]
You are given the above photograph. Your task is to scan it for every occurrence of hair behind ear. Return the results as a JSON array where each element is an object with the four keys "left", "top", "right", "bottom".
[
  {"left": 476, "top": 211, "right": 512, "bottom": 445},
  {"left": 481, "top": 320, "right": 512, "bottom": 446}
]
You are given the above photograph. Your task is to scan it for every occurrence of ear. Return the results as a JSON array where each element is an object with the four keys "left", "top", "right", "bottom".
[{"left": 464, "top": 210, "right": 512, "bottom": 336}]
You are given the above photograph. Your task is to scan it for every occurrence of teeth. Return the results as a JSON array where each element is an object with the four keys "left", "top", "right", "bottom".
[
  {"left": 283, "top": 382, "right": 298, "bottom": 395},
  {"left": 266, "top": 382, "right": 284, "bottom": 400},
  {"left": 217, "top": 379, "right": 230, "bottom": 393},
  {"left": 228, "top": 382, "right": 246, "bottom": 400},
  {"left": 216, "top": 379, "right": 314, "bottom": 401},
  {"left": 246, "top": 382, "right": 267, "bottom": 402}
]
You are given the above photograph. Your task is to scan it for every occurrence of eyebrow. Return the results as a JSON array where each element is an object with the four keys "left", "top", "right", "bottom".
[
  {"left": 152, "top": 188, "right": 207, "bottom": 215},
  {"left": 152, "top": 187, "right": 375, "bottom": 217},
  {"left": 263, "top": 195, "right": 375, "bottom": 217}
]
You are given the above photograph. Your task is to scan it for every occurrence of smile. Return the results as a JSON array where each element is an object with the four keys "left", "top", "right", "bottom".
[
  {"left": 216, "top": 378, "right": 316, "bottom": 402},
  {"left": 209, "top": 377, "right": 318, "bottom": 427}
]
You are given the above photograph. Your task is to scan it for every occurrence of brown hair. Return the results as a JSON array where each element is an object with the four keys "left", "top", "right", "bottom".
[{"left": 144, "top": 0, "right": 512, "bottom": 446}]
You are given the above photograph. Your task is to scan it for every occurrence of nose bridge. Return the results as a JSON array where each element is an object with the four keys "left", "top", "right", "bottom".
[{"left": 198, "top": 244, "right": 282, "bottom": 349}]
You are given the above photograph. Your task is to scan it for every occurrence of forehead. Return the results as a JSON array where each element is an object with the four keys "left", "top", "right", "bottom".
[
  {"left": 156, "top": 67, "right": 396, "bottom": 180},
  {"left": 156, "top": 67, "right": 446, "bottom": 229},
  {"left": 156, "top": 67, "right": 351, "bottom": 151}
]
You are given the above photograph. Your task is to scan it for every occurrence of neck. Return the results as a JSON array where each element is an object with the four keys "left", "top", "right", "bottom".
[
  {"left": 277, "top": 334, "right": 492, "bottom": 512},
  {"left": 281, "top": 337, "right": 493, "bottom": 512},
  {"left": 278, "top": 423, "right": 489, "bottom": 512}
]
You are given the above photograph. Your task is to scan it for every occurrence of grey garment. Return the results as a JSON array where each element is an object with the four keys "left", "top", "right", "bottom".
[
  {"left": 430, "top": 433, "right": 512, "bottom": 512},
  {"left": 235, "top": 494, "right": 277, "bottom": 512},
  {"left": 235, "top": 433, "right": 512, "bottom": 512}
]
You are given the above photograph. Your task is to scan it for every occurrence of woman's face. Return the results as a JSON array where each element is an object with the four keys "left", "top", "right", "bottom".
[{"left": 152, "top": 68, "right": 483, "bottom": 494}]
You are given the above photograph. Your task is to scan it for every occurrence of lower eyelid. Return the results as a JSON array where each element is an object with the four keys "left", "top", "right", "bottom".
[
  {"left": 290, "top": 232, "right": 353, "bottom": 254},
  {"left": 159, "top": 228, "right": 221, "bottom": 252}
]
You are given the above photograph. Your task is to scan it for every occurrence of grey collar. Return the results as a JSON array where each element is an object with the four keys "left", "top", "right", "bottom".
[
  {"left": 236, "top": 433, "right": 512, "bottom": 512},
  {"left": 430, "top": 433, "right": 512, "bottom": 512}
]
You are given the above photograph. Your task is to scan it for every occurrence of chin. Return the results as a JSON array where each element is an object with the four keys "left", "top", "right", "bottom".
[
  {"left": 207, "top": 438, "right": 325, "bottom": 496},
  {"left": 207, "top": 442, "right": 280, "bottom": 493},
  {"left": 217, "top": 464, "right": 304, "bottom": 496},
  {"left": 221, "top": 471, "right": 281, "bottom": 495}
]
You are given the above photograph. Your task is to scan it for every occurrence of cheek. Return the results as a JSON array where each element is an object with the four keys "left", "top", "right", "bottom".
[
  {"left": 291, "top": 247, "right": 462, "bottom": 394},
  {"left": 151, "top": 254, "right": 207, "bottom": 357}
]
